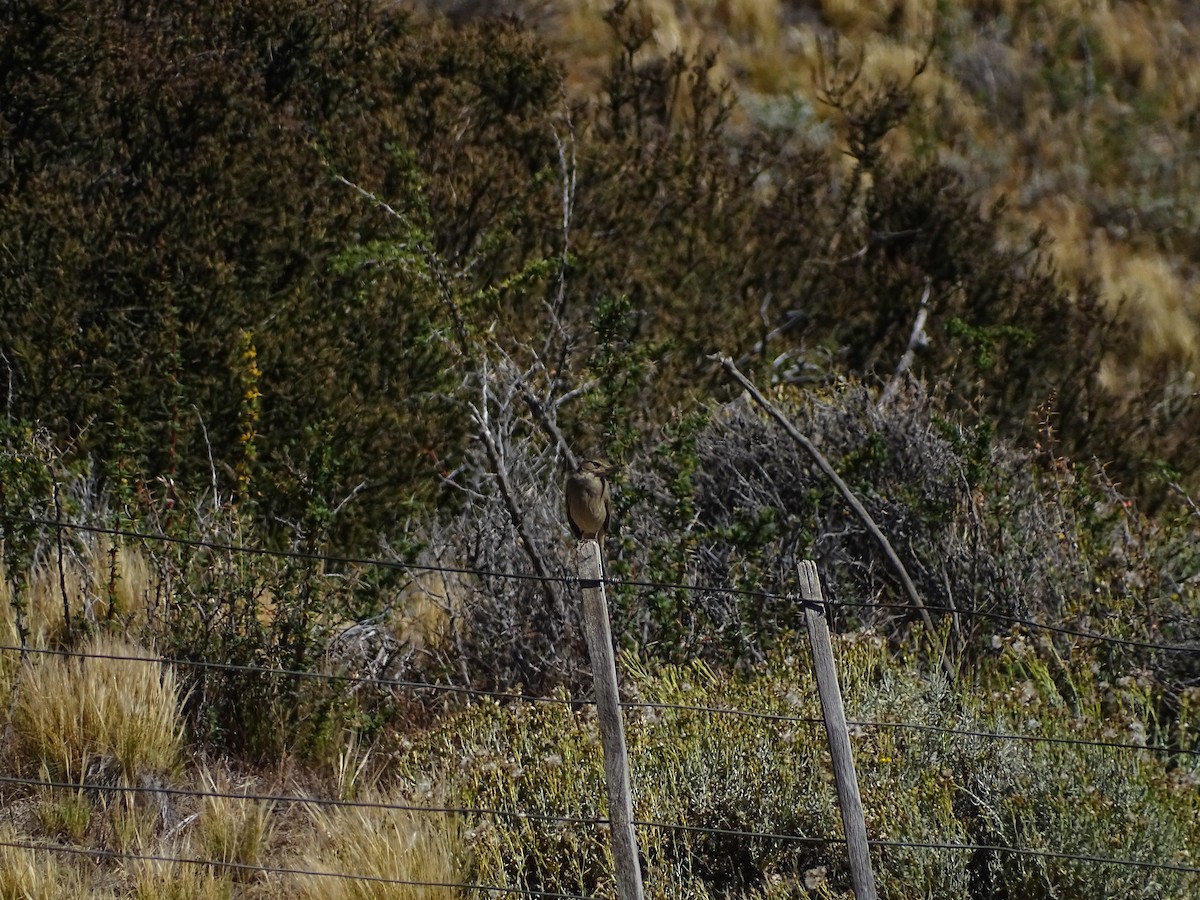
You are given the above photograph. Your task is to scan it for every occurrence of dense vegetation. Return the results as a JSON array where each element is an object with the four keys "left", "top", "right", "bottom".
[{"left": 1, "top": 1, "right": 1197, "bottom": 897}]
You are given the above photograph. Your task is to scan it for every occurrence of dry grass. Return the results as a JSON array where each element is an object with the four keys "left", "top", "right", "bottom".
[
  {"left": 390, "top": 571, "right": 466, "bottom": 661},
  {"left": 195, "top": 769, "right": 277, "bottom": 879},
  {"left": 0, "top": 827, "right": 84, "bottom": 900},
  {"left": 2, "top": 538, "right": 158, "bottom": 648},
  {"left": 130, "top": 860, "right": 231, "bottom": 900},
  {"left": 1090, "top": 1, "right": 1168, "bottom": 94},
  {"left": 714, "top": 0, "right": 780, "bottom": 41},
  {"left": 1098, "top": 242, "right": 1197, "bottom": 361},
  {"left": 328, "top": 731, "right": 383, "bottom": 803},
  {"left": 0, "top": 569, "right": 20, "bottom": 700},
  {"left": 819, "top": 0, "right": 936, "bottom": 36},
  {"left": 10, "top": 633, "right": 184, "bottom": 784},
  {"left": 288, "top": 794, "right": 463, "bottom": 900}
]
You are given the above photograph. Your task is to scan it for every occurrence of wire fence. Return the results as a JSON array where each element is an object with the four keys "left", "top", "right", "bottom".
[
  {"left": 11, "top": 515, "right": 1200, "bottom": 656},
  {"left": 0, "top": 641, "right": 1194, "bottom": 759},
  {"left": 3, "top": 766, "right": 1198, "bottom": 884},
  {"left": 0, "top": 836, "right": 595, "bottom": 899},
  {"left": 1, "top": 514, "right": 1198, "bottom": 894}
]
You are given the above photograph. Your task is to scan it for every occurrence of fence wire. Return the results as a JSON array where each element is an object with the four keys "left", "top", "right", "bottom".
[
  {"left": 1, "top": 514, "right": 1197, "bottom": 890},
  {"left": 0, "top": 641, "right": 1193, "bottom": 758},
  {"left": 0, "top": 837, "right": 595, "bottom": 899},
  {"left": 8, "top": 515, "right": 1198, "bottom": 655}
]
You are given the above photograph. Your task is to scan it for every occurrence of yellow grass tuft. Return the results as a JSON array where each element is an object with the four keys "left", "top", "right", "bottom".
[
  {"left": 290, "top": 794, "right": 463, "bottom": 900},
  {"left": 1091, "top": 2, "right": 1162, "bottom": 93},
  {"left": 23, "top": 559, "right": 90, "bottom": 647},
  {"left": 391, "top": 571, "right": 469, "bottom": 661},
  {"left": 623, "top": 0, "right": 689, "bottom": 55},
  {"left": 196, "top": 769, "right": 277, "bottom": 880},
  {"left": 819, "top": 0, "right": 885, "bottom": 34},
  {"left": 714, "top": 0, "right": 780, "bottom": 42},
  {"left": 330, "top": 731, "right": 382, "bottom": 802},
  {"left": 858, "top": 35, "right": 957, "bottom": 108},
  {"left": 0, "top": 826, "right": 83, "bottom": 899},
  {"left": 11, "top": 634, "right": 184, "bottom": 784},
  {"left": 820, "top": 0, "right": 935, "bottom": 37},
  {"left": 95, "top": 541, "right": 157, "bottom": 626},
  {"left": 8, "top": 537, "right": 159, "bottom": 647},
  {"left": 131, "top": 859, "right": 231, "bottom": 900},
  {"left": 1030, "top": 186, "right": 1196, "bottom": 368}
]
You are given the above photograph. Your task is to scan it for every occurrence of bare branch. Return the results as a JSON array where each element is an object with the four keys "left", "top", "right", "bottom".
[
  {"left": 879, "top": 277, "right": 932, "bottom": 410},
  {"left": 715, "top": 355, "right": 954, "bottom": 681}
]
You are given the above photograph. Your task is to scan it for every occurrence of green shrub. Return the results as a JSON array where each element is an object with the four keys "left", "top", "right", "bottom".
[{"left": 394, "top": 636, "right": 1197, "bottom": 898}]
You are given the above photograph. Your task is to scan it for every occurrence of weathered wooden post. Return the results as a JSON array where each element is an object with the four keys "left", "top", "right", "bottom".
[
  {"left": 798, "top": 560, "right": 877, "bottom": 900},
  {"left": 576, "top": 540, "right": 644, "bottom": 900}
]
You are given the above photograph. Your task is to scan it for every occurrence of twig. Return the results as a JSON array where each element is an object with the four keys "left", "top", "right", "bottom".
[
  {"left": 878, "top": 277, "right": 931, "bottom": 410},
  {"left": 1169, "top": 482, "right": 1200, "bottom": 523},
  {"left": 52, "top": 475, "right": 71, "bottom": 640},
  {"left": 333, "top": 173, "right": 470, "bottom": 352},
  {"left": 515, "top": 376, "right": 576, "bottom": 472}
]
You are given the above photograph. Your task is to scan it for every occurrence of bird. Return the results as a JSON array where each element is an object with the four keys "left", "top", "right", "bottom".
[{"left": 565, "top": 457, "right": 614, "bottom": 544}]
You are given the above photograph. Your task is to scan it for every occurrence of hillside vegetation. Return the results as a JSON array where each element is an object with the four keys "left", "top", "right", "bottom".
[{"left": 0, "top": 1, "right": 1197, "bottom": 897}]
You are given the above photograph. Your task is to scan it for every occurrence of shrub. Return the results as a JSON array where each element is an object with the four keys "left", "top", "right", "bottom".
[{"left": 393, "top": 636, "right": 1197, "bottom": 898}]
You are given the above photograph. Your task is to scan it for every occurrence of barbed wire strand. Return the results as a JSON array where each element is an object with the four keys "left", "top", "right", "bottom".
[
  {"left": 1, "top": 642, "right": 1194, "bottom": 758},
  {"left": 868, "top": 837, "right": 1200, "bottom": 876},
  {"left": 0, "top": 775, "right": 843, "bottom": 865},
  {"left": 0, "top": 770, "right": 839, "bottom": 849},
  {"left": 0, "top": 773, "right": 603, "bottom": 832},
  {"left": 642, "top": 825, "right": 1200, "bottom": 878},
  {"left": 4, "top": 824, "right": 1198, "bottom": 882},
  {"left": 0, "top": 837, "right": 593, "bottom": 899},
  {"left": 11, "top": 764, "right": 1198, "bottom": 878},
  {"left": 0, "top": 774, "right": 848, "bottom": 863},
  {"left": 10, "top": 515, "right": 1198, "bottom": 654},
  {"left": 2, "top": 771, "right": 1197, "bottom": 881},
  {"left": 857, "top": 601, "right": 1200, "bottom": 654}
]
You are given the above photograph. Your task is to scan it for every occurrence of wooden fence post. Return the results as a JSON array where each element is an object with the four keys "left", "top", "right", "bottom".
[
  {"left": 798, "top": 560, "right": 878, "bottom": 900},
  {"left": 576, "top": 540, "right": 645, "bottom": 900}
]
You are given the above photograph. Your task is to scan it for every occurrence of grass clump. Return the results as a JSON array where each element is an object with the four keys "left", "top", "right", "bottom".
[
  {"left": 290, "top": 794, "right": 463, "bottom": 900},
  {"left": 0, "top": 827, "right": 84, "bottom": 900},
  {"left": 11, "top": 634, "right": 183, "bottom": 786},
  {"left": 131, "top": 861, "right": 231, "bottom": 900},
  {"left": 195, "top": 770, "right": 277, "bottom": 881}
]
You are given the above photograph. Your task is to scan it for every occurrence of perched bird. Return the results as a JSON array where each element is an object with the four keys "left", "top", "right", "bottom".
[{"left": 565, "top": 458, "right": 614, "bottom": 543}]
